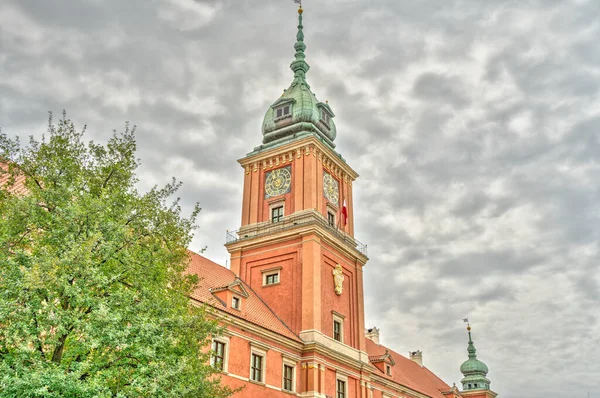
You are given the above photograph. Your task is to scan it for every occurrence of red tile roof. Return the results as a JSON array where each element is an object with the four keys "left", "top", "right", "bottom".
[
  {"left": 365, "top": 338, "right": 450, "bottom": 398},
  {"left": 186, "top": 251, "right": 301, "bottom": 342},
  {"left": 0, "top": 163, "right": 29, "bottom": 196}
]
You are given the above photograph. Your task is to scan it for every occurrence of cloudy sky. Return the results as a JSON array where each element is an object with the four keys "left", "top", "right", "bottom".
[{"left": 1, "top": 0, "right": 599, "bottom": 396}]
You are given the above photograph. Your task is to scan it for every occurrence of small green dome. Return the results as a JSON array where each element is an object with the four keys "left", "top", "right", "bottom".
[
  {"left": 460, "top": 357, "right": 489, "bottom": 375},
  {"left": 460, "top": 326, "right": 491, "bottom": 391},
  {"left": 260, "top": 6, "right": 337, "bottom": 150}
]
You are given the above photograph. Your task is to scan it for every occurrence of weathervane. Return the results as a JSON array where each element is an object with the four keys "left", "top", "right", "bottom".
[{"left": 293, "top": 0, "right": 302, "bottom": 7}]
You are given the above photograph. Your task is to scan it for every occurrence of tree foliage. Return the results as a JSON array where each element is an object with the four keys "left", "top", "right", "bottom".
[{"left": 0, "top": 113, "right": 232, "bottom": 398}]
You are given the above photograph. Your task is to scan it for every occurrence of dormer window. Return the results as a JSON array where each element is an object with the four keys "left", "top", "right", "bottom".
[
  {"left": 270, "top": 98, "right": 296, "bottom": 123},
  {"left": 321, "top": 109, "right": 330, "bottom": 126},
  {"left": 276, "top": 105, "right": 291, "bottom": 118},
  {"left": 316, "top": 102, "right": 335, "bottom": 129},
  {"left": 232, "top": 296, "right": 241, "bottom": 310},
  {"left": 386, "top": 364, "right": 392, "bottom": 376}
]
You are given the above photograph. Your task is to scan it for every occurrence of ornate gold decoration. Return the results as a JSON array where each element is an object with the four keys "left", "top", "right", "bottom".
[
  {"left": 265, "top": 166, "right": 292, "bottom": 198},
  {"left": 332, "top": 264, "right": 344, "bottom": 296},
  {"left": 323, "top": 171, "right": 339, "bottom": 205}
]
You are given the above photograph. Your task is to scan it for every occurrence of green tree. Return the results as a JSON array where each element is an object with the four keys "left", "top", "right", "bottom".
[{"left": 0, "top": 113, "right": 232, "bottom": 398}]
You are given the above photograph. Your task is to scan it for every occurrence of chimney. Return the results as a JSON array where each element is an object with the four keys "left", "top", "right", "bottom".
[
  {"left": 409, "top": 350, "right": 423, "bottom": 366},
  {"left": 365, "top": 327, "right": 380, "bottom": 345}
]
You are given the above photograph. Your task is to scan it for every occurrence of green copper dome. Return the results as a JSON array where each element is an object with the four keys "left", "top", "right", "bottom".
[
  {"left": 460, "top": 357, "right": 489, "bottom": 375},
  {"left": 460, "top": 326, "right": 491, "bottom": 391},
  {"left": 261, "top": 6, "right": 337, "bottom": 150}
]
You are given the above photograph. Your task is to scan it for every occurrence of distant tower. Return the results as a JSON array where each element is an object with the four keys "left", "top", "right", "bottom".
[{"left": 459, "top": 325, "right": 497, "bottom": 398}]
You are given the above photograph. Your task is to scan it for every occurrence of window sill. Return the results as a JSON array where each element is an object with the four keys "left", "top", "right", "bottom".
[
  {"left": 248, "top": 380, "right": 265, "bottom": 386},
  {"left": 274, "top": 114, "right": 292, "bottom": 122},
  {"left": 281, "top": 389, "right": 296, "bottom": 395},
  {"left": 262, "top": 281, "right": 281, "bottom": 287}
]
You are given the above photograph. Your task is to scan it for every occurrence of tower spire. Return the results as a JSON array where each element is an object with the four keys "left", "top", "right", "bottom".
[
  {"left": 460, "top": 324, "right": 491, "bottom": 391},
  {"left": 290, "top": 4, "right": 310, "bottom": 87},
  {"left": 258, "top": 2, "right": 338, "bottom": 151},
  {"left": 467, "top": 324, "right": 477, "bottom": 359}
]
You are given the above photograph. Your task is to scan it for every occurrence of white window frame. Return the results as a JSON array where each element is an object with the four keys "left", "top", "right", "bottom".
[
  {"left": 231, "top": 295, "right": 241, "bottom": 311},
  {"left": 281, "top": 358, "right": 296, "bottom": 392},
  {"left": 321, "top": 108, "right": 331, "bottom": 126},
  {"left": 336, "top": 373, "right": 348, "bottom": 398},
  {"left": 327, "top": 210, "right": 336, "bottom": 227},
  {"left": 332, "top": 311, "right": 345, "bottom": 343},
  {"left": 269, "top": 199, "right": 285, "bottom": 223},
  {"left": 262, "top": 266, "right": 282, "bottom": 287},
  {"left": 210, "top": 336, "right": 230, "bottom": 373},
  {"left": 249, "top": 346, "right": 267, "bottom": 384},
  {"left": 326, "top": 202, "right": 338, "bottom": 227},
  {"left": 275, "top": 104, "right": 292, "bottom": 120}
]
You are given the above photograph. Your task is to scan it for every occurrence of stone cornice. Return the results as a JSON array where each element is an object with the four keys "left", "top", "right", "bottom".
[
  {"left": 239, "top": 136, "right": 359, "bottom": 182},
  {"left": 226, "top": 210, "right": 368, "bottom": 265},
  {"left": 460, "top": 390, "right": 497, "bottom": 398},
  {"left": 299, "top": 329, "right": 370, "bottom": 366},
  {"left": 298, "top": 331, "right": 443, "bottom": 398},
  {"left": 370, "top": 373, "right": 436, "bottom": 398}
]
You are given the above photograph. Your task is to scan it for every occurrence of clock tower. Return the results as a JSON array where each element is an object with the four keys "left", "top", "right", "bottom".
[{"left": 225, "top": 6, "right": 369, "bottom": 395}]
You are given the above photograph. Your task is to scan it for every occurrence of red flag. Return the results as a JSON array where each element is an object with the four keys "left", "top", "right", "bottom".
[{"left": 341, "top": 200, "right": 348, "bottom": 226}]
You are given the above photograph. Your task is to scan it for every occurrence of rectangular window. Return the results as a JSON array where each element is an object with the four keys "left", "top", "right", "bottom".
[
  {"left": 251, "top": 353, "right": 263, "bottom": 382},
  {"left": 337, "top": 379, "right": 346, "bottom": 398},
  {"left": 276, "top": 105, "right": 291, "bottom": 118},
  {"left": 262, "top": 267, "right": 282, "bottom": 286},
  {"left": 232, "top": 296, "right": 240, "bottom": 310},
  {"left": 265, "top": 273, "right": 279, "bottom": 285},
  {"left": 271, "top": 206, "right": 284, "bottom": 223},
  {"left": 283, "top": 364, "right": 294, "bottom": 391},
  {"left": 333, "top": 320, "right": 342, "bottom": 342},
  {"left": 322, "top": 109, "right": 330, "bottom": 125},
  {"left": 211, "top": 340, "right": 225, "bottom": 371},
  {"left": 386, "top": 364, "right": 391, "bottom": 376},
  {"left": 328, "top": 211, "right": 335, "bottom": 227}
]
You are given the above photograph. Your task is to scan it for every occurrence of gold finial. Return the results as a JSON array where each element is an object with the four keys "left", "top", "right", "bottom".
[
  {"left": 298, "top": 6, "right": 303, "bottom": 14},
  {"left": 467, "top": 325, "right": 471, "bottom": 331},
  {"left": 326, "top": 100, "right": 329, "bottom": 104}
]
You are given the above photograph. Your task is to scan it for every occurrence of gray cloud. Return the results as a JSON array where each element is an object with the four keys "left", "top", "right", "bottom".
[{"left": 1, "top": 1, "right": 599, "bottom": 397}]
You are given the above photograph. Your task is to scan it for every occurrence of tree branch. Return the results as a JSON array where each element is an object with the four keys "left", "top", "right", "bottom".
[{"left": 101, "top": 168, "right": 115, "bottom": 190}]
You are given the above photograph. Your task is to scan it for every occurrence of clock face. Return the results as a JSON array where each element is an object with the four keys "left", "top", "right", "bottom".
[
  {"left": 265, "top": 166, "right": 292, "bottom": 198},
  {"left": 323, "top": 172, "right": 339, "bottom": 205}
]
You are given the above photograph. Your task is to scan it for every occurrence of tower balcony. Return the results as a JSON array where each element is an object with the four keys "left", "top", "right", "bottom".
[{"left": 225, "top": 209, "right": 367, "bottom": 258}]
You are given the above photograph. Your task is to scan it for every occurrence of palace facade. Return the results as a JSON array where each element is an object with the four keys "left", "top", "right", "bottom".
[{"left": 186, "top": 5, "right": 498, "bottom": 398}]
